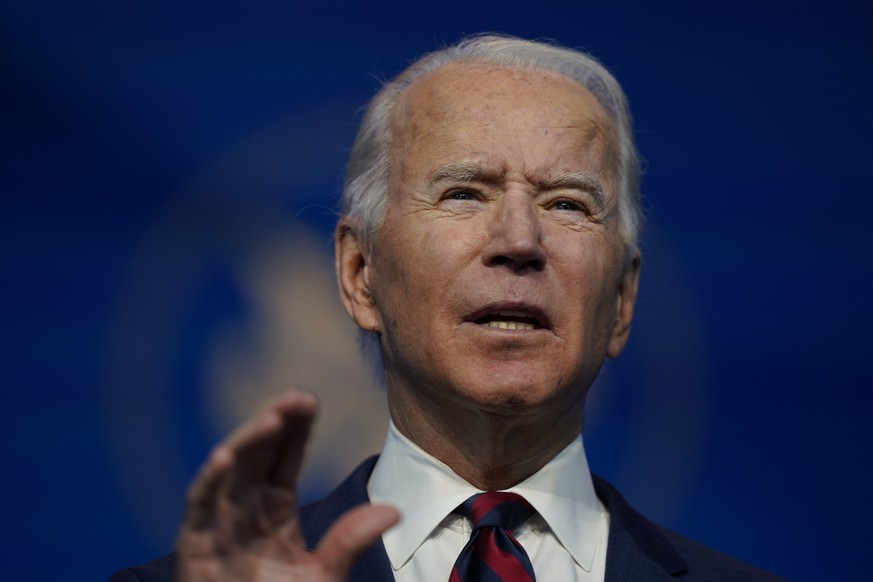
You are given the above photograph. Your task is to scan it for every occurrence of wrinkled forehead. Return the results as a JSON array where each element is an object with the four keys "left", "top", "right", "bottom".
[{"left": 389, "top": 61, "right": 619, "bottom": 178}]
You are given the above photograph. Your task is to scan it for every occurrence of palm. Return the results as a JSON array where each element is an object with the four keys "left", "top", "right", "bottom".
[{"left": 175, "top": 391, "right": 398, "bottom": 582}]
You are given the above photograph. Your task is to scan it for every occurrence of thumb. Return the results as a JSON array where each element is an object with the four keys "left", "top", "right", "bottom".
[{"left": 315, "top": 504, "right": 400, "bottom": 579}]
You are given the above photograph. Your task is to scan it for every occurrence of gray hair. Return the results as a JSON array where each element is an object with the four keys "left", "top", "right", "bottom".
[
  {"left": 339, "top": 34, "right": 642, "bottom": 375},
  {"left": 341, "top": 33, "right": 642, "bottom": 251}
]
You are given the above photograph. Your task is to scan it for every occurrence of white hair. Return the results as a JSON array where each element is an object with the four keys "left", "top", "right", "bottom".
[
  {"left": 339, "top": 34, "right": 643, "bottom": 374},
  {"left": 342, "top": 34, "right": 641, "bottom": 248}
]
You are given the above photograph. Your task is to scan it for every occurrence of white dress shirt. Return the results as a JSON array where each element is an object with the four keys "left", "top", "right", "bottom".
[{"left": 367, "top": 422, "right": 609, "bottom": 581}]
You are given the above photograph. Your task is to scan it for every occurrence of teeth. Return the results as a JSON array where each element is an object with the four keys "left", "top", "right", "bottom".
[{"left": 486, "top": 321, "right": 535, "bottom": 330}]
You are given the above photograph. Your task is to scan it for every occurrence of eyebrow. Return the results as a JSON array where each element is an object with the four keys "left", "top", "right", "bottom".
[{"left": 430, "top": 162, "right": 503, "bottom": 185}]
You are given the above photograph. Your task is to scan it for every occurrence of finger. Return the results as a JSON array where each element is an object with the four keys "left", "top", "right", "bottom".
[
  {"left": 183, "top": 445, "right": 234, "bottom": 529},
  {"left": 265, "top": 392, "right": 318, "bottom": 488},
  {"left": 221, "top": 390, "right": 317, "bottom": 494},
  {"left": 315, "top": 504, "right": 400, "bottom": 579},
  {"left": 222, "top": 390, "right": 316, "bottom": 453}
]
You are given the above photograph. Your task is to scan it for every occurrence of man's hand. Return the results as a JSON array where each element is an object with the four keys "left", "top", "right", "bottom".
[{"left": 176, "top": 391, "right": 399, "bottom": 581}]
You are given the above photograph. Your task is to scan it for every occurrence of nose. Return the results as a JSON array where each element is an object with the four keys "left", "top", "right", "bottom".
[{"left": 482, "top": 193, "right": 546, "bottom": 272}]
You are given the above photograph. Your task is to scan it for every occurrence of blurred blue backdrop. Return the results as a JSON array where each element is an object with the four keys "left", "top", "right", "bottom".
[{"left": 2, "top": 1, "right": 871, "bottom": 580}]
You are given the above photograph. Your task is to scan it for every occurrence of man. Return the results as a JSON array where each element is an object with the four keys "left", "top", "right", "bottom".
[{"left": 113, "top": 35, "right": 783, "bottom": 581}]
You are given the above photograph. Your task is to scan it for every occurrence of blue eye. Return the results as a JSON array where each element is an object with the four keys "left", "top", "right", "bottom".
[{"left": 447, "top": 190, "right": 476, "bottom": 201}]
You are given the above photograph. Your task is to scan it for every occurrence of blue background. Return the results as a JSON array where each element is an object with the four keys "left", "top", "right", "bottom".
[{"left": 3, "top": 1, "right": 872, "bottom": 580}]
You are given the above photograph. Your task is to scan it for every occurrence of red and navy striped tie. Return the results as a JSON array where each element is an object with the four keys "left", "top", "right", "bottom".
[{"left": 449, "top": 491, "right": 536, "bottom": 582}]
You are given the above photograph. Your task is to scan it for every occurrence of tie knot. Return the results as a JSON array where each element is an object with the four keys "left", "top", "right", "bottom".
[{"left": 462, "top": 492, "right": 535, "bottom": 532}]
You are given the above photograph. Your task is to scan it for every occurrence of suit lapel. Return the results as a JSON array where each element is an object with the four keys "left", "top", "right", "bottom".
[{"left": 593, "top": 475, "right": 688, "bottom": 581}]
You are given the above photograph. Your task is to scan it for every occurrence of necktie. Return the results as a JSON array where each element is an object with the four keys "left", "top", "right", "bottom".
[{"left": 449, "top": 491, "right": 537, "bottom": 582}]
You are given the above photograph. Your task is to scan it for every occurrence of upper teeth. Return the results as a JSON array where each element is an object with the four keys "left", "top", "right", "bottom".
[
  {"left": 486, "top": 321, "right": 535, "bottom": 330},
  {"left": 483, "top": 311, "right": 538, "bottom": 330}
]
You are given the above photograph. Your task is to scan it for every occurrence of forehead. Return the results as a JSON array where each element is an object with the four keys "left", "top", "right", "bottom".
[{"left": 391, "top": 62, "right": 616, "bottom": 180}]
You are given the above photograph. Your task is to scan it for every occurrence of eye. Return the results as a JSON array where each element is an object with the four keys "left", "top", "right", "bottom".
[
  {"left": 445, "top": 189, "right": 477, "bottom": 201},
  {"left": 438, "top": 188, "right": 484, "bottom": 213},
  {"left": 550, "top": 198, "right": 586, "bottom": 213}
]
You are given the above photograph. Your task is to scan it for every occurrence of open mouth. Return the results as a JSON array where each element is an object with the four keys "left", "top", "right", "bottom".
[{"left": 468, "top": 308, "right": 548, "bottom": 331}]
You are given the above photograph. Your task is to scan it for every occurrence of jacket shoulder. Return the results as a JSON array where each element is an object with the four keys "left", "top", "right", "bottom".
[
  {"left": 592, "top": 475, "right": 786, "bottom": 581},
  {"left": 659, "top": 527, "right": 787, "bottom": 581}
]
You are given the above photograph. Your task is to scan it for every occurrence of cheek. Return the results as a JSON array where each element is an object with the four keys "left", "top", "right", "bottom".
[
  {"left": 369, "top": 228, "right": 447, "bottom": 327},
  {"left": 554, "top": 245, "right": 619, "bottom": 325},
  {"left": 406, "top": 219, "right": 486, "bottom": 281}
]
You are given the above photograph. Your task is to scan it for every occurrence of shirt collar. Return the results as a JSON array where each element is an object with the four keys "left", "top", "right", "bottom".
[{"left": 367, "top": 421, "right": 604, "bottom": 572}]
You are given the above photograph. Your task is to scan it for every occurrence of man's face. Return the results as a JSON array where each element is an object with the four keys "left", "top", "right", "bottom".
[{"left": 342, "top": 63, "right": 639, "bottom": 419}]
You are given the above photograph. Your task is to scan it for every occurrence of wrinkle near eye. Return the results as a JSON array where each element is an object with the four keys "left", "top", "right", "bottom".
[{"left": 541, "top": 173, "right": 605, "bottom": 213}]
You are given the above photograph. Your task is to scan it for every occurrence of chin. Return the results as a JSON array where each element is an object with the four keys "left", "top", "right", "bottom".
[{"left": 453, "top": 369, "right": 563, "bottom": 415}]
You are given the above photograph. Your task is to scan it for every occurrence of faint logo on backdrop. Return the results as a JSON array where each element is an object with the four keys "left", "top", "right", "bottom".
[
  {"left": 102, "top": 105, "right": 389, "bottom": 549},
  {"left": 205, "top": 224, "right": 390, "bottom": 482},
  {"left": 102, "top": 105, "right": 713, "bottom": 552}
]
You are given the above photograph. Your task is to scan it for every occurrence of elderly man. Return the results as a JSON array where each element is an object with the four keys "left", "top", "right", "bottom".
[{"left": 112, "top": 35, "right": 782, "bottom": 581}]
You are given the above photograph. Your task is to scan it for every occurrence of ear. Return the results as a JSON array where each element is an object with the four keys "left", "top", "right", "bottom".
[
  {"left": 606, "top": 251, "right": 641, "bottom": 359},
  {"left": 335, "top": 217, "right": 381, "bottom": 332}
]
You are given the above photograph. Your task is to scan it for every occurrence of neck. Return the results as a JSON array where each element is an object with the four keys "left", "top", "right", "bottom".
[{"left": 386, "top": 381, "right": 585, "bottom": 490}]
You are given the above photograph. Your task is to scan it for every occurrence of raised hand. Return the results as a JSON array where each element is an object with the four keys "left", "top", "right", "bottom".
[{"left": 176, "top": 391, "right": 399, "bottom": 582}]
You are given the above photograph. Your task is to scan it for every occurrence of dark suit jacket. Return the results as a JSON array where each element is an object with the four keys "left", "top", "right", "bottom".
[{"left": 111, "top": 456, "right": 785, "bottom": 581}]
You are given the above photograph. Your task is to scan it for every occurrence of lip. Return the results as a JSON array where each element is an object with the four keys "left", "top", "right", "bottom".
[{"left": 463, "top": 301, "right": 552, "bottom": 330}]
